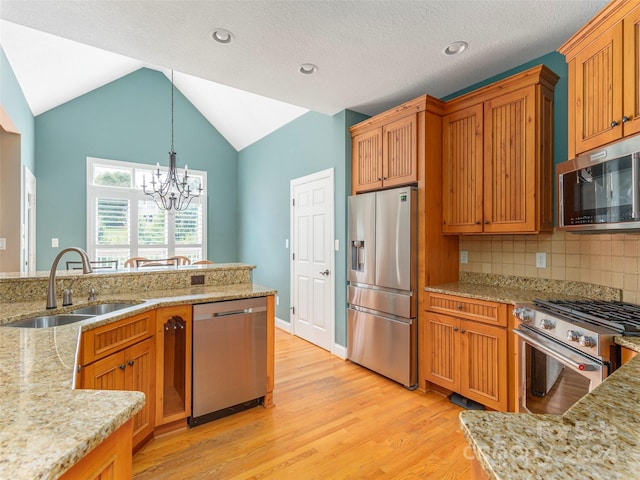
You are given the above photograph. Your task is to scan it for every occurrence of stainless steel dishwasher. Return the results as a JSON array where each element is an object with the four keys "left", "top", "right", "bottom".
[{"left": 189, "top": 296, "right": 267, "bottom": 427}]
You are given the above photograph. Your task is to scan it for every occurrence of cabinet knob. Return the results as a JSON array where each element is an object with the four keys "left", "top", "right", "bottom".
[
  {"left": 461, "top": 329, "right": 466, "bottom": 334},
  {"left": 453, "top": 326, "right": 459, "bottom": 332},
  {"left": 484, "top": 220, "right": 489, "bottom": 224},
  {"left": 128, "top": 360, "right": 135, "bottom": 366},
  {"left": 475, "top": 220, "right": 481, "bottom": 225},
  {"left": 611, "top": 120, "right": 619, "bottom": 127},
  {"left": 119, "top": 364, "right": 126, "bottom": 370},
  {"left": 457, "top": 304, "right": 463, "bottom": 310},
  {"left": 377, "top": 177, "right": 382, "bottom": 181},
  {"left": 622, "top": 116, "right": 631, "bottom": 123}
]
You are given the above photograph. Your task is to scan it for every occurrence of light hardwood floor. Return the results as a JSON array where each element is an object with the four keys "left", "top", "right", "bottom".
[{"left": 132, "top": 328, "right": 472, "bottom": 479}]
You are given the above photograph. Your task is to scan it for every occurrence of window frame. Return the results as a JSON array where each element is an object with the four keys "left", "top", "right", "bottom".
[{"left": 86, "top": 156, "right": 207, "bottom": 264}]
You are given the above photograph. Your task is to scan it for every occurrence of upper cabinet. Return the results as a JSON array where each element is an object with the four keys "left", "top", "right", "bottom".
[
  {"left": 559, "top": 0, "right": 640, "bottom": 158},
  {"left": 350, "top": 98, "right": 422, "bottom": 194},
  {"left": 442, "top": 65, "right": 558, "bottom": 234}
]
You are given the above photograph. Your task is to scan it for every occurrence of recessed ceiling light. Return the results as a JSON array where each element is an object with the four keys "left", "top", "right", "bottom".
[
  {"left": 298, "top": 63, "right": 318, "bottom": 75},
  {"left": 443, "top": 41, "right": 468, "bottom": 56},
  {"left": 211, "top": 28, "right": 233, "bottom": 44}
]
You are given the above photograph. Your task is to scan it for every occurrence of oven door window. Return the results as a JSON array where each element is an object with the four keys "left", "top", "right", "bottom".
[{"left": 523, "top": 342, "right": 591, "bottom": 415}]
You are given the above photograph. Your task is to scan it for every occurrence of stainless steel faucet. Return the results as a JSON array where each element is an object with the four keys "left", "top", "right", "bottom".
[{"left": 46, "top": 247, "right": 94, "bottom": 309}]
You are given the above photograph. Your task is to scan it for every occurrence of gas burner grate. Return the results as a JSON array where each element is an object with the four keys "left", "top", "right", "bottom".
[{"left": 533, "top": 299, "right": 640, "bottom": 336}]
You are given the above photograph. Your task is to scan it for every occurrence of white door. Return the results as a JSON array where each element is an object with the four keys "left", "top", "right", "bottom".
[
  {"left": 22, "top": 166, "right": 36, "bottom": 272},
  {"left": 290, "top": 168, "right": 334, "bottom": 352}
]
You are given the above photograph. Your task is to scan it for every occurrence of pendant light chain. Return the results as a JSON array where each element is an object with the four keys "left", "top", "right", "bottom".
[
  {"left": 171, "top": 70, "right": 175, "bottom": 153},
  {"left": 141, "top": 69, "right": 203, "bottom": 212}
]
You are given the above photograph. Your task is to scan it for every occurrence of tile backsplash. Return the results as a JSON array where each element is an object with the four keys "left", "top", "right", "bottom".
[{"left": 459, "top": 230, "right": 640, "bottom": 303}]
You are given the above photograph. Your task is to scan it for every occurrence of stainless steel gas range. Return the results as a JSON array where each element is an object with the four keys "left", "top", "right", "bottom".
[{"left": 513, "top": 299, "right": 640, "bottom": 415}]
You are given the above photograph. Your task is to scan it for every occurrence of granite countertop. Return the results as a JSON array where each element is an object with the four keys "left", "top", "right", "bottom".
[
  {"left": 460, "top": 337, "right": 640, "bottom": 479},
  {"left": 425, "top": 272, "right": 621, "bottom": 304},
  {"left": 0, "top": 282, "right": 276, "bottom": 480}
]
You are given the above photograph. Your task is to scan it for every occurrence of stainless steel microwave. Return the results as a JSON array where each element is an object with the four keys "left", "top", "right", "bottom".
[{"left": 558, "top": 135, "right": 640, "bottom": 233}]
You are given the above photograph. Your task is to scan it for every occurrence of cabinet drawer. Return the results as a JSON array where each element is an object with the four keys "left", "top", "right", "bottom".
[
  {"left": 425, "top": 293, "right": 507, "bottom": 327},
  {"left": 82, "top": 310, "right": 155, "bottom": 365}
]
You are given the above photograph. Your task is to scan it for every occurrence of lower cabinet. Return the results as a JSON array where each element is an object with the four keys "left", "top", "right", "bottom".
[
  {"left": 424, "top": 293, "right": 508, "bottom": 411},
  {"left": 77, "top": 310, "right": 156, "bottom": 450},
  {"left": 155, "top": 304, "right": 192, "bottom": 431},
  {"left": 60, "top": 419, "right": 133, "bottom": 480}
]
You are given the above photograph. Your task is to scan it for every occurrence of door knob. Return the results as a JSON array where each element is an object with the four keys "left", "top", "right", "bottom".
[{"left": 319, "top": 269, "right": 330, "bottom": 276}]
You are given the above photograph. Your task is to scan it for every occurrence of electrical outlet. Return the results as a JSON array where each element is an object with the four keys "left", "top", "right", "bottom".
[
  {"left": 460, "top": 250, "right": 468, "bottom": 264},
  {"left": 536, "top": 252, "right": 547, "bottom": 268},
  {"left": 191, "top": 274, "right": 205, "bottom": 285},
  {"left": 276, "top": 296, "right": 280, "bottom": 306},
  {"left": 51, "top": 238, "right": 59, "bottom": 248}
]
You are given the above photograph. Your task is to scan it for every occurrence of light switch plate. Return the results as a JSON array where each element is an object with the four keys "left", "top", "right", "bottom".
[
  {"left": 536, "top": 252, "right": 547, "bottom": 268},
  {"left": 51, "top": 238, "right": 59, "bottom": 248},
  {"left": 0, "top": 238, "right": 6, "bottom": 250},
  {"left": 460, "top": 250, "right": 468, "bottom": 264}
]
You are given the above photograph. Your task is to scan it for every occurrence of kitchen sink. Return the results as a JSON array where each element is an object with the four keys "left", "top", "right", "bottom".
[
  {"left": 2, "top": 314, "right": 95, "bottom": 328},
  {"left": 2, "top": 303, "right": 138, "bottom": 328},
  {"left": 70, "top": 303, "right": 137, "bottom": 316}
]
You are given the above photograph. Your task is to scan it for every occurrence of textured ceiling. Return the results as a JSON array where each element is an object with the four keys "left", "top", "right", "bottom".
[{"left": 0, "top": 0, "right": 609, "bottom": 150}]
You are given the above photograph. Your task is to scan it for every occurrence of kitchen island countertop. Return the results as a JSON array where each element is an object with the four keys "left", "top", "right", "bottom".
[{"left": 0, "top": 281, "right": 276, "bottom": 480}]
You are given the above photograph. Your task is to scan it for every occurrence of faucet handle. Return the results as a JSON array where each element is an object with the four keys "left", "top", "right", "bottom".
[
  {"left": 88, "top": 288, "right": 97, "bottom": 301},
  {"left": 63, "top": 288, "right": 73, "bottom": 306}
]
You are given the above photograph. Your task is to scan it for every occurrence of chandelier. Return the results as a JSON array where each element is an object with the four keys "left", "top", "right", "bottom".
[{"left": 142, "top": 70, "right": 202, "bottom": 212}]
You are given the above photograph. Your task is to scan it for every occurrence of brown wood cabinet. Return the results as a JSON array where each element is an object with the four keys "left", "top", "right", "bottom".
[
  {"left": 351, "top": 98, "right": 422, "bottom": 193},
  {"left": 78, "top": 310, "right": 156, "bottom": 450},
  {"left": 559, "top": 1, "right": 640, "bottom": 158},
  {"left": 60, "top": 419, "right": 133, "bottom": 480},
  {"left": 155, "top": 304, "right": 192, "bottom": 432},
  {"left": 424, "top": 293, "right": 508, "bottom": 411},
  {"left": 442, "top": 65, "right": 557, "bottom": 234}
]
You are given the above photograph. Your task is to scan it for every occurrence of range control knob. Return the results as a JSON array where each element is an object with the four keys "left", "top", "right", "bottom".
[
  {"left": 579, "top": 336, "right": 596, "bottom": 348},
  {"left": 513, "top": 306, "right": 534, "bottom": 322},
  {"left": 540, "top": 318, "right": 555, "bottom": 330},
  {"left": 566, "top": 330, "right": 581, "bottom": 341}
]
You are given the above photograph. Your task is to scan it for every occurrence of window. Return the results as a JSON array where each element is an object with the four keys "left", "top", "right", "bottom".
[{"left": 87, "top": 157, "right": 207, "bottom": 266}]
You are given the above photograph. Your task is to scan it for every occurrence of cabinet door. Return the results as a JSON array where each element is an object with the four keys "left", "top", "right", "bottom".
[
  {"left": 442, "top": 104, "right": 483, "bottom": 233},
  {"left": 460, "top": 320, "right": 507, "bottom": 411},
  {"left": 424, "top": 312, "right": 460, "bottom": 391},
  {"left": 125, "top": 337, "right": 155, "bottom": 448},
  {"left": 623, "top": 6, "right": 640, "bottom": 138},
  {"left": 573, "top": 22, "right": 624, "bottom": 154},
  {"left": 483, "top": 86, "right": 537, "bottom": 233},
  {"left": 352, "top": 128, "right": 383, "bottom": 193},
  {"left": 81, "top": 351, "right": 126, "bottom": 391},
  {"left": 382, "top": 114, "right": 417, "bottom": 188}
]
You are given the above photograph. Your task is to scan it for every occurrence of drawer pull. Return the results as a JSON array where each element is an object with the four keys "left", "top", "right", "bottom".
[
  {"left": 457, "top": 304, "right": 463, "bottom": 310},
  {"left": 128, "top": 360, "right": 135, "bottom": 367},
  {"left": 119, "top": 364, "right": 126, "bottom": 370}
]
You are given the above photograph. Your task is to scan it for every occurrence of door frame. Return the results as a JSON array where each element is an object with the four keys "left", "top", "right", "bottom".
[
  {"left": 289, "top": 168, "right": 335, "bottom": 354},
  {"left": 22, "top": 165, "right": 36, "bottom": 272}
]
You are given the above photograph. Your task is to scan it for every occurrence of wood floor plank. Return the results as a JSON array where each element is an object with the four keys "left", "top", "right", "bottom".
[{"left": 132, "top": 328, "right": 472, "bottom": 479}]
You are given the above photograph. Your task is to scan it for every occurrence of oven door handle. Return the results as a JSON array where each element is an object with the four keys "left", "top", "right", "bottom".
[{"left": 514, "top": 328, "right": 599, "bottom": 372}]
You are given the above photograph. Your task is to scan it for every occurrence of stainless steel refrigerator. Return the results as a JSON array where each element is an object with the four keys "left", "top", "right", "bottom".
[{"left": 347, "top": 186, "right": 417, "bottom": 389}]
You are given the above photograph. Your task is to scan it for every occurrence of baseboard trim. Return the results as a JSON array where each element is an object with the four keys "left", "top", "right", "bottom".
[{"left": 275, "top": 316, "right": 292, "bottom": 333}]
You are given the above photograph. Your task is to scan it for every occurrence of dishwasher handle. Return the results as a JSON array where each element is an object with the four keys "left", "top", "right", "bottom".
[{"left": 212, "top": 306, "right": 267, "bottom": 317}]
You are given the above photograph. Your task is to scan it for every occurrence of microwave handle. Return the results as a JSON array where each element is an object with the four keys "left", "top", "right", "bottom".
[{"left": 634, "top": 152, "right": 640, "bottom": 219}]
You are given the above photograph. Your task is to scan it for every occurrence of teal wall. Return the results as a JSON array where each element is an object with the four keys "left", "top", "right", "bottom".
[
  {"left": 34, "top": 68, "right": 238, "bottom": 269},
  {"left": 237, "top": 109, "right": 367, "bottom": 346},
  {"left": 1, "top": 47, "right": 35, "bottom": 173}
]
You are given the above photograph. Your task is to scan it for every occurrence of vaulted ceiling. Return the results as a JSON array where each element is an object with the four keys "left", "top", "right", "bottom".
[{"left": 0, "top": 0, "right": 609, "bottom": 151}]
